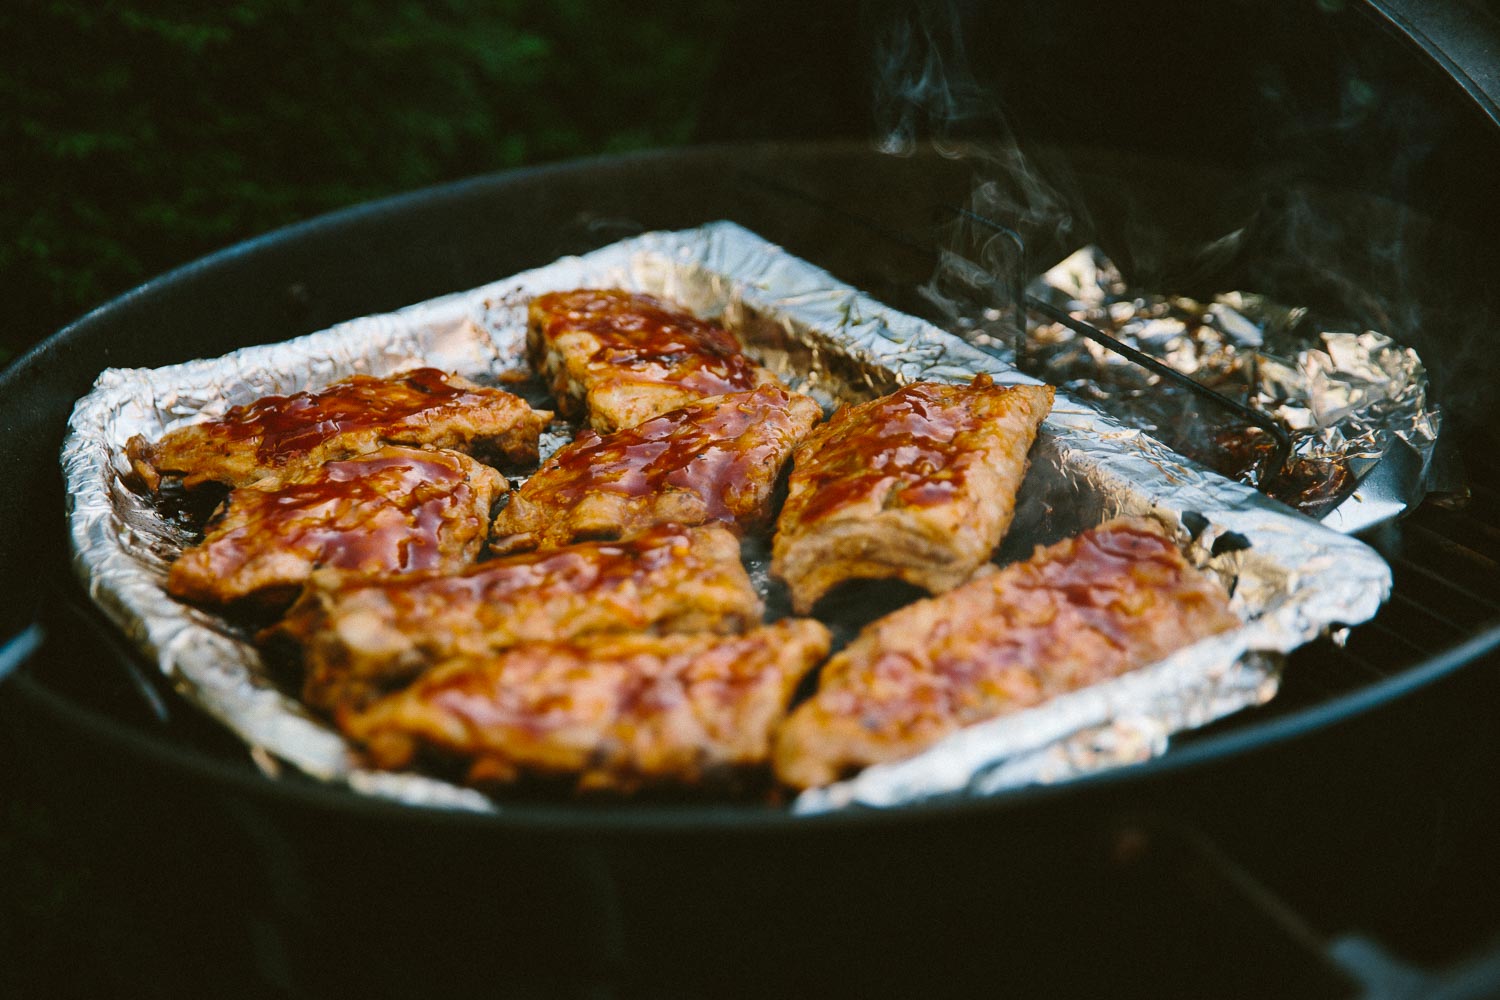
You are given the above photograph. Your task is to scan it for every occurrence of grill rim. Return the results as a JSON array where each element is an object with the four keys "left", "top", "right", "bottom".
[
  {"left": 9, "top": 614, "right": 1499, "bottom": 834},
  {"left": 4, "top": 141, "right": 1498, "bottom": 833}
]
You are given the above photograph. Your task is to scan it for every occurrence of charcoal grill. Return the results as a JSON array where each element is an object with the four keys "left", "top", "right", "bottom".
[{"left": 5, "top": 2, "right": 1500, "bottom": 997}]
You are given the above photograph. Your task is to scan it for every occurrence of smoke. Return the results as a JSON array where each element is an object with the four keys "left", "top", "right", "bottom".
[
  {"left": 870, "top": 0, "right": 992, "bottom": 156},
  {"left": 1193, "top": 57, "right": 1479, "bottom": 428},
  {"left": 863, "top": 0, "right": 1492, "bottom": 431},
  {"left": 867, "top": 0, "right": 1085, "bottom": 337},
  {"left": 860, "top": 0, "right": 1491, "bottom": 508}
]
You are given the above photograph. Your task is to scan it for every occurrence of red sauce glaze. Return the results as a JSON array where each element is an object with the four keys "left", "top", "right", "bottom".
[
  {"left": 419, "top": 639, "right": 727, "bottom": 733},
  {"left": 210, "top": 369, "right": 488, "bottom": 463},
  {"left": 534, "top": 387, "right": 801, "bottom": 523},
  {"left": 823, "top": 522, "right": 1231, "bottom": 737},
  {"left": 374, "top": 524, "right": 695, "bottom": 615},
  {"left": 408, "top": 628, "right": 798, "bottom": 748},
  {"left": 532, "top": 289, "right": 761, "bottom": 396},
  {"left": 791, "top": 378, "right": 997, "bottom": 525},
  {"left": 205, "top": 449, "right": 475, "bottom": 578}
]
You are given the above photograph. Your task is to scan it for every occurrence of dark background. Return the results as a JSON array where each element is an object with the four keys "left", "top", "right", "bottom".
[
  {"left": 8, "top": 0, "right": 1500, "bottom": 396},
  {"left": 0, "top": 0, "right": 745, "bottom": 366}
]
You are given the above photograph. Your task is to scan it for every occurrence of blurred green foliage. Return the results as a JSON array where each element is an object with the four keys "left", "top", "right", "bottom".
[{"left": 0, "top": 0, "right": 735, "bottom": 364}]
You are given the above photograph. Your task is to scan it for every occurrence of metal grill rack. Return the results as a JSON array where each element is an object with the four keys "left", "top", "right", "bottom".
[{"left": 1247, "top": 426, "right": 1500, "bottom": 721}]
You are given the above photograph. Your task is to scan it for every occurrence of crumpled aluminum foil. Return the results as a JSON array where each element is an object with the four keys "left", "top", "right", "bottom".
[
  {"left": 62, "top": 221, "right": 1391, "bottom": 816},
  {"left": 1014, "top": 247, "right": 1442, "bottom": 533}
]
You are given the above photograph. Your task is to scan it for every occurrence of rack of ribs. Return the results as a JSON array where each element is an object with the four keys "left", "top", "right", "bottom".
[
  {"left": 773, "top": 374, "right": 1054, "bottom": 613},
  {"left": 774, "top": 518, "right": 1239, "bottom": 789},
  {"left": 342, "top": 619, "right": 831, "bottom": 793},
  {"left": 491, "top": 385, "right": 822, "bottom": 554},
  {"left": 267, "top": 523, "right": 765, "bottom": 713},
  {"left": 167, "top": 446, "right": 505, "bottom": 609},
  {"left": 527, "top": 288, "right": 785, "bottom": 432},
  {"left": 127, "top": 367, "right": 550, "bottom": 490}
]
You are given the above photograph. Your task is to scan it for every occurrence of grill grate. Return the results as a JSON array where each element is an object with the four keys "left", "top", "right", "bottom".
[{"left": 1183, "top": 429, "right": 1500, "bottom": 739}]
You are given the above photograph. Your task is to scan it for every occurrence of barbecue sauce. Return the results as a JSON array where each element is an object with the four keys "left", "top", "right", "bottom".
[
  {"left": 337, "top": 524, "right": 711, "bottom": 618},
  {"left": 181, "top": 448, "right": 482, "bottom": 588},
  {"left": 211, "top": 368, "right": 488, "bottom": 463},
  {"left": 809, "top": 521, "right": 1238, "bottom": 741},
  {"left": 788, "top": 375, "right": 1011, "bottom": 524},
  {"left": 532, "top": 289, "right": 761, "bottom": 397},
  {"left": 520, "top": 386, "right": 809, "bottom": 527},
  {"left": 419, "top": 633, "right": 768, "bottom": 736}
]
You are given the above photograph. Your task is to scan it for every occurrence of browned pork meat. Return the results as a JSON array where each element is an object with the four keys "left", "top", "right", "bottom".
[
  {"left": 772, "top": 374, "right": 1053, "bottom": 613},
  {"left": 527, "top": 288, "right": 785, "bottom": 432},
  {"left": 490, "top": 385, "right": 822, "bottom": 554},
  {"left": 127, "top": 367, "right": 550, "bottom": 490},
  {"left": 267, "top": 523, "right": 764, "bottom": 713},
  {"left": 774, "top": 518, "right": 1240, "bottom": 789},
  {"left": 342, "top": 619, "right": 832, "bottom": 793},
  {"left": 167, "top": 446, "right": 504, "bottom": 609}
]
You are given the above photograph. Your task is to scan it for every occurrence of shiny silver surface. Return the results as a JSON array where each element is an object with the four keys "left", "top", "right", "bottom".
[
  {"left": 1014, "top": 246, "right": 1441, "bottom": 534},
  {"left": 63, "top": 222, "right": 1391, "bottom": 813}
]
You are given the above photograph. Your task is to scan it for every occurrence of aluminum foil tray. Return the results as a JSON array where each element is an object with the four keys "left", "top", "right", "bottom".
[{"left": 62, "top": 221, "right": 1392, "bottom": 815}]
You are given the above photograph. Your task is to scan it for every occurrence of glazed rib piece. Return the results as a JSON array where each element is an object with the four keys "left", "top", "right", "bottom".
[
  {"left": 528, "top": 288, "right": 784, "bottom": 432},
  {"left": 773, "top": 518, "right": 1239, "bottom": 789},
  {"left": 491, "top": 385, "right": 822, "bottom": 555},
  {"left": 168, "top": 446, "right": 504, "bottom": 609},
  {"left": 773, "top": 374, "right": 1053, "bottom": 613},
  {"left": 127, "top": 368, "right": 551, "bottom": 490},
  {"left": 268, "top": 524, "right": 764, "bottom": 712},
  {"left": 342, "top": 619, "right": 832, "bottom": 793}
]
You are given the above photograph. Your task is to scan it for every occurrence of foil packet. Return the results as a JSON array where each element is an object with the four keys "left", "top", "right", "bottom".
[
  {"left": 62, "top": 221, "right": 1391, "bottom": 815},
  {"left": 1015, "top": 247, "right": 1442, "bottom": 533}
]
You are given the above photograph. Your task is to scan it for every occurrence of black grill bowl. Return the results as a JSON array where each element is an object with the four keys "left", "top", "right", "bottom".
[{"left": 4, "top": 142, "right": 1500, "bottom": 999}]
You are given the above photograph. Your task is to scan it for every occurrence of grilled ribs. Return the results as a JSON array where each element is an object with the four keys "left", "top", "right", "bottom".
[
  {"left": 528, "top": 288, "right": 784, "bottom": 432},
  {"left": 268, "top": 523, "right": 764, "bottom": 713},
  {"left": 773, "top": 375, "right": 1053, "bottom": 613},
  {"left": 127, "top": 368, "right": 550, "bottom": 490},
  {"left": 167, "top": 446, "right": 504, "bottom": 609},
  {"left": 342, "top": 619, "right": 831, "bottom": 793},
  {"left": 491, "top": 385, "right": 822, "bottom": 554},
  {"left": 773, "top": 518, "right": 1239, "bottom": 789}
]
